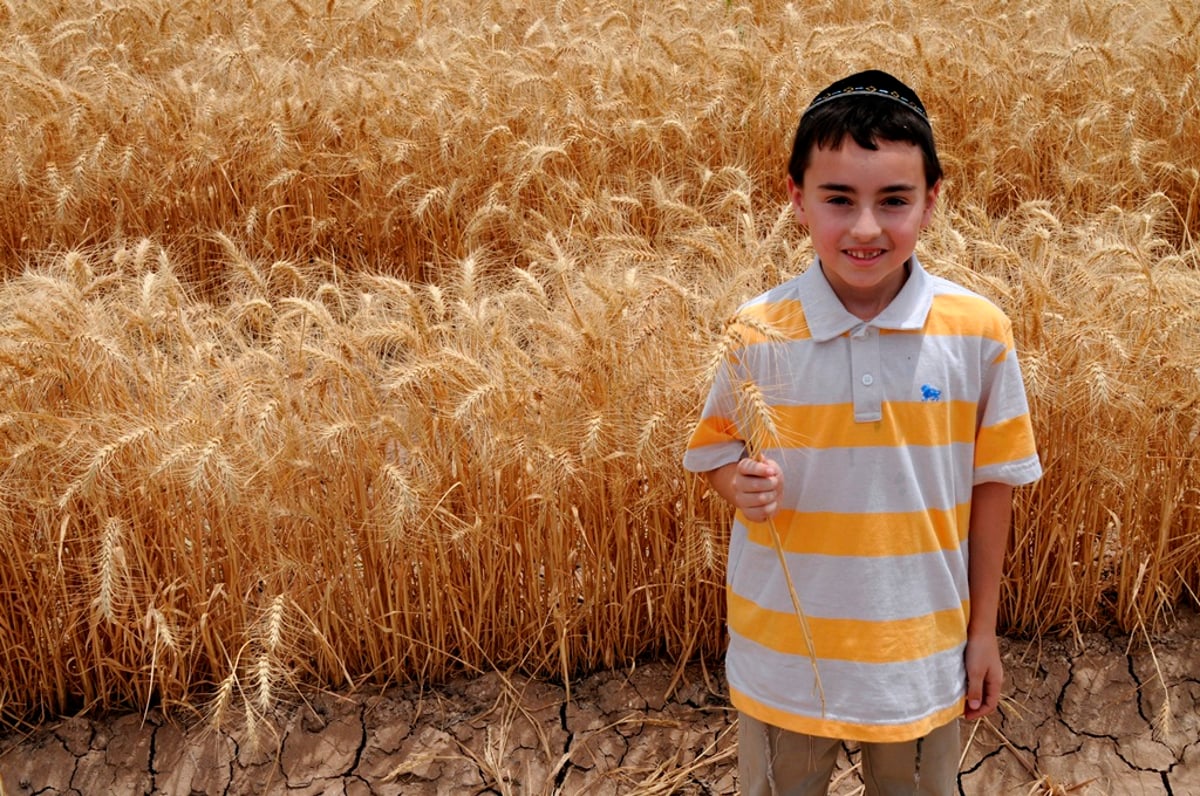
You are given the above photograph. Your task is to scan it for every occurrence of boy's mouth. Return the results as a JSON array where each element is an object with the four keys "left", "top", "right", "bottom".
[{"left": 844, "top": 248, "right": 886, "bottom": 262}]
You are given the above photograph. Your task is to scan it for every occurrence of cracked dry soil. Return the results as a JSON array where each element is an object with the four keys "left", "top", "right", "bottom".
[{"left": 2, "top": 607, "right": 1198, "bottom": 795}]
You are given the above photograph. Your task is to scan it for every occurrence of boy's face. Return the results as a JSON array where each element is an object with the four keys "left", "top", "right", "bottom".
[{"left": 788, "top": 137, "right": 940, "bottom": 317}]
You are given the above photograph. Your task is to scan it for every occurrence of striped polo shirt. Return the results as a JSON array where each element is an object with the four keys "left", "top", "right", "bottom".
[{"left": 684, "top": 256, "right": 1042, "bottom": 742}]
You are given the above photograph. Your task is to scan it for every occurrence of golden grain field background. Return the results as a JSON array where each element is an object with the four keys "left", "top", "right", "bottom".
[{"left": 0, "top": 0, "right": 1197, "bottom": 728}]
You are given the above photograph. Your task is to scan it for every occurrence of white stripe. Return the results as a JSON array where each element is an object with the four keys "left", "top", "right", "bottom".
[
  {"left": 736, "top": 332, "right": 1009, "bottom": 407},
  {"left": 773, "top": 444, "right": 975, "bottom": 513},
  {"left": 726, "top": 630, "right": 966, "bottom": 726},
  {"left": 974, "top": 454, "right": 1043, "bottom": 486},
  {"left": 682, "top": 440, "right": 744, "bottom": 474},
  {"left": 728, "top": 526, "right": 969, "bottom": 621}
]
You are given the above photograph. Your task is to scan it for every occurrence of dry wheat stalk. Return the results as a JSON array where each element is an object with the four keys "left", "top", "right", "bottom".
[{"left": 725, "top": 325, "right": 826, "bottom": 713}]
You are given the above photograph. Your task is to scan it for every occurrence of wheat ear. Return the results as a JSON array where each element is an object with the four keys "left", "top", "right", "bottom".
[{"left": 736, "top": 378, "right": 825, "bottom": 714}]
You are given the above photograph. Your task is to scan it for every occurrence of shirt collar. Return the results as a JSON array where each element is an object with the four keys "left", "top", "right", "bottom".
[{"left": 797, "top": 255, "right": 935, "bottom": 341}]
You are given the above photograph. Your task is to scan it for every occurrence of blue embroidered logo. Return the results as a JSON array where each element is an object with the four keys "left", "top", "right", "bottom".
[{"left": 920, "top": 384, "right": 942, "bottom": 402}]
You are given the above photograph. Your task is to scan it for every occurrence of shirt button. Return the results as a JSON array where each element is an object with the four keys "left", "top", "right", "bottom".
[{"left": 861, "top": 374, "right": 874, "bottom": 386}]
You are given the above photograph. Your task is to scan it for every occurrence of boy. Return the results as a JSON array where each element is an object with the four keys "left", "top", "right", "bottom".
[{"left": 683, "top": 70, "right": 1042, "bottom": 795}]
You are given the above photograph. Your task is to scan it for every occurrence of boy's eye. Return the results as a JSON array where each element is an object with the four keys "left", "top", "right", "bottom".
[
  {"left": 882, "top": 196, "right": 909, "bottom": 207},
  {"left": 826, "top": 196, "right": 852, "bottom": 205}
]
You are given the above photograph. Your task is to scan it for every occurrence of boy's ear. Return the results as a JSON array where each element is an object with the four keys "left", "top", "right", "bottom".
[
  {"left": 787, "top": 175, "right": 807, "bottom": 226},
  {"left": 921, "top": 178, "right": 942, "bottom": 228}
]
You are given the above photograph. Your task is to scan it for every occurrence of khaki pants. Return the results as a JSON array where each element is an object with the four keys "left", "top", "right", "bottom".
[{"left": 737, "top": 713, "right": 960, "bottom": 796}]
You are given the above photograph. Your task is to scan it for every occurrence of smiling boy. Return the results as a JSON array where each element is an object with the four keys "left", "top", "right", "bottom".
[{"left": 683, "top": 71, "right": 1042, "bottom": 794}]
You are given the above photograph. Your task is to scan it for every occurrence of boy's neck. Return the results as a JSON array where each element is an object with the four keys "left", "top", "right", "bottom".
[{"left": 822, "top": 259, "right": 912, "bottom": 322}]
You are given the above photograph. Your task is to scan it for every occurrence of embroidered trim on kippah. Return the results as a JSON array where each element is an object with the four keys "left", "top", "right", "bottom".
[{"left": 804, "top": 83, "right": 929, "bottom": 123}]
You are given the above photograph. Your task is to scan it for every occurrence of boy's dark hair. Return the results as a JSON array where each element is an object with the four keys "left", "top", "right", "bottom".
[{"left": 787, "top": 70, "right": 943, "bottom": 189}]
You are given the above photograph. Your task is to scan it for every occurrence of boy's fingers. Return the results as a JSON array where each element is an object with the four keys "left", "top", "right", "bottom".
[
  {"left": 750, "top": 459, "right": 784, "bottom": 483},
  {"left": 739, "top": 457, "right": 770, "bottom": 476},
  {"left": 964, "top": 667, "right": 1002, "bottom": 718},
  {"left": 966, "top": 681, "right": 983, "bottom": 711},
  {"left": 734, "top": 458, "right": 783, "bottom": 519},
  {"left": 965, "top": 665, "right": 987, "bottom": 712},
  {"left": 985, "top": 671, "right": 1002, "bottom": 709}
]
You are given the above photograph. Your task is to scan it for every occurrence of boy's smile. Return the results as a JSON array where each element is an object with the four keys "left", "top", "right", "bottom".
[{"left": 788, "top": 138, "right": 940, "bottom": 320}]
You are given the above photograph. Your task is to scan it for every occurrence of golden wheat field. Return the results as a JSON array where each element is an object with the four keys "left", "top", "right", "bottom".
[{"left": 0, "top": 0, "right": 1197, "bottom": 737}]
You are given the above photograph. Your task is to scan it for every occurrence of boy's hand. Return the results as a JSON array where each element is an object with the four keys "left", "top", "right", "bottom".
[
  {"left": 730, "top": 457, "right": 783, "bottom": 522},
  {"left": 963, "top": 633, "right": 1003, "bottom": 720},
  {"left": 704, "top": 457, "right": 784, "bottom": 522}
]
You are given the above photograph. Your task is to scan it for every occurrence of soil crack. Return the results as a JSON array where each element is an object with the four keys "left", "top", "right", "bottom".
[
  {"left": 147, "top": 723, "right": 159, "bottom": 793},
  {"left": 6, "top": 612, "right": 1200, "bottom": 795},
  {"left": 344, "top": 703, "right": 367, "bottom": 778},
  {"left": 553, "top": 697, "right": 572, "bottom": 791}
]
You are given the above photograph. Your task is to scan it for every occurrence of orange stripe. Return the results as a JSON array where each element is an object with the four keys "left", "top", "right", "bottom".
[
  {"left": 744, "top": 504, "right": 971, "bottom": 556},
  {"left": 728, "top": 591, "right": 968, "bottom": 663},
  {"left": 734, "top": 299, "right": 811, "bottom": 342},
  {"left": 921, "top": 294, "right": 1013, "bottom": 342},
  {"left": 692, "top": 401, "right": 986, "bottom": 454},
  {"left": 686, "top": 414, "right": 740, "bottom": 450},
  {"left": 771, "top": 401, "right": 976, "bottom": 448},
  {"left": 732, "top": 687, "right": 964, "bottom": 743},
  {"left": 976, "top": 414, "right": 1037, "bottom": 468}
]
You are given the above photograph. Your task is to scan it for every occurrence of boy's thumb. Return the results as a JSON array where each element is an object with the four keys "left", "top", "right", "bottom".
[{"left": 966, "top": 677, "right": 983, "bottom": 710}]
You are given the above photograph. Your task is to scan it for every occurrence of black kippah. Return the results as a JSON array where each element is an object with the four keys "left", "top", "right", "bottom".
[{"left": 803, "top": 69, "right": 930, "bottom": 124}]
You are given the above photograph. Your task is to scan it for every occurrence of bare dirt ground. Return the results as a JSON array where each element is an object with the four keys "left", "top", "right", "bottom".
[{"left": 2, "top": 607, "right": 1197, "bottom": 795}]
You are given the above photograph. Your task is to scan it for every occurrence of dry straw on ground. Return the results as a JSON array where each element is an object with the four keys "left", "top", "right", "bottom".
[{"left": 0, "top": 0, "right": 1198, "bottom": 743}]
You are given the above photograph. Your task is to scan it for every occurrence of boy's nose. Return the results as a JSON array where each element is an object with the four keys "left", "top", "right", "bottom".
[{"left": 851, "top": 209, "right": 882, "bottom": 239}]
